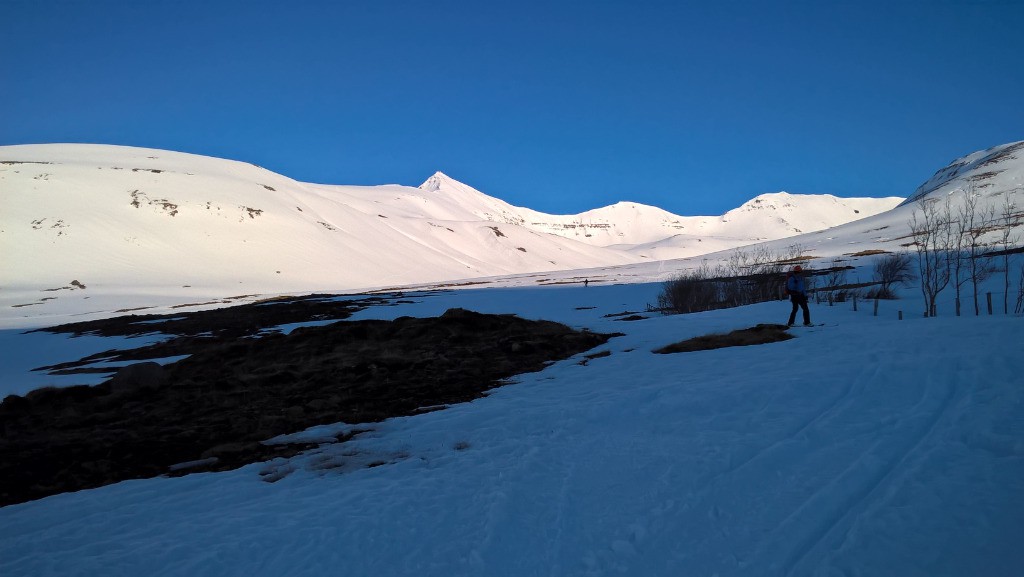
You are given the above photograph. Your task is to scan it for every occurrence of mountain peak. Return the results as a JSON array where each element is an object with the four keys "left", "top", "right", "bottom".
[{"left": 419, "top": 171, "right": 459, "bottom": 192}]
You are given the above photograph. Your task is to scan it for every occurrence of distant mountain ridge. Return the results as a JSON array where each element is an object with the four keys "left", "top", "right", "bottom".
[{"left": 417, "top": 171, "right": 902, "bottom": 259}]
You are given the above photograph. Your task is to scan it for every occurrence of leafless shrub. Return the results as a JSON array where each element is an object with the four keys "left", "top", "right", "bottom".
[
  {"left": 658, "top": 247, "right": 798, "bottom": 314},
  {"left": 869, "top": 252, "right": 915, "bottom": 299},
  {"left": 818, "top": 259, "right": 850, "bottom": 305},
  {"left": 657, "top": 266, "right": 720, "bottom": 314}
]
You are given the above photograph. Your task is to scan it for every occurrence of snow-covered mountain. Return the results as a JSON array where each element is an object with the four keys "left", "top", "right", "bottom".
[
  {"left": 0, "top": 144, "right": 895, "bottom": 305},
  {"left": 901, "top": 140, "right": 1024, "bottom": 207},
  {"left": 0, "top": 145, "right": 638, "bottom": 296},
  {"left": 420, "top": 172, "right": 901, "bottom": 255},
  {"left": 741, "top": 139, "right": 1024, "bottom": 263}
]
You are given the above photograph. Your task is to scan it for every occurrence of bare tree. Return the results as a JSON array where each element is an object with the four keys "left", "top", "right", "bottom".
[
  {"left": 951, "top": 191, "right": 970, "bottom": 314},
  {"left": 998, "top": 191, "right": 1021, "bottom": 314},
  {"left": 1016, "top": 264, "right": 1024, "bottom": 315},
  {"left": 909, "top": 199, "right": 954, "bottom": 317},
  {"left": 964, "top": 195, "right": 996, "bottom": 316}
]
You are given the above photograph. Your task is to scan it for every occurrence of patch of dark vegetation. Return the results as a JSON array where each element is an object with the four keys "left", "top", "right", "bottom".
[
  {"left": 487, "top": 226, "right": 506, "bottom": 237},
  {"left": 41, "top": 280, "right": 86, "bottom": 293},
  {"left": 980, "top": 245, "right": 1024, "bottom": 258},
  {"left": 653, "top": 324, "right": 793, "bottom": 354},
  {"left": 603, "top": 310, "right": 645, "bottom": 319},
  {"left": 33, "top": 293, "right": 380, "bottom": 341},
  {"left": 1, "top": 305, "right": 614, "bottom": 506},
  {"left": 538, "top": 279, "right": 597, "bottom": 286},
  {"left": 421, "top": 281, "right": 491, "bottom": 289},
  {"left": 773, "top": 254, "right": 816, "bottom": 265},
  {"left": 967, "top": 170, "right": 1004, "bottom": 182},
  {"left": 847, "top": 249, "right": 891, "bottom": 257},
  {"left": 616, "top": 315, "right": 646, "bottom": 321},
  {"left": 129, "top": 189, "right": 177, "bottom": 215}
]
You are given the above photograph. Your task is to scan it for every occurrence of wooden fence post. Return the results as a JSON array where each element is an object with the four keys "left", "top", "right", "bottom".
[
  {"left": 898, "top": 310, "right": 903, "bottom": 320},
  {"left": 873, "top": 298, "right": 879, "bottom": 317},
  {"left": 987, "top": 292, "right": 993, "bottom": 315}
]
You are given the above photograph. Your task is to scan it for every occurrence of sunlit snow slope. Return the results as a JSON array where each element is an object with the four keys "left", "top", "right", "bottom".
[
  {"left": 745, "top": 140, "right": 1024, "bottom": 261},
  {"left": 0, "top": 145, "right": 638, "bottom": 295},
  {"left": 1, "top": 144, "right": 897, "bottom": 300},
  {"left": 420, "top": 173, "right": 901, "bottom": 256}
]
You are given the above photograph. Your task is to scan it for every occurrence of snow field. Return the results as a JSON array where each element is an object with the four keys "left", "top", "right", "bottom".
[{"left": 1, "top": 280, "right": 1022, "bottom": 577}]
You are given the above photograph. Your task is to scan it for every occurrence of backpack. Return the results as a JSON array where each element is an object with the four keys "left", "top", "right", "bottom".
[{"left": 785, "top": 271, "right": 794, "bottom": 295}]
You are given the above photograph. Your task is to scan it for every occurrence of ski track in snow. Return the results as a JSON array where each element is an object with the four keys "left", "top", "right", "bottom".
[{"left": 1, "top": 279, "right": 1023, "bottom": 577}]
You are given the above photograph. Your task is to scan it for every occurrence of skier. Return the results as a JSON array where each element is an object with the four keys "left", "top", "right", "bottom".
[{"left": 786, "top": 265, "right": 812, "bottom": 326}]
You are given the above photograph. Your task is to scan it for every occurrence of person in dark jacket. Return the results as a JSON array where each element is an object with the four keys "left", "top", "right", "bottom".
[{"left": 786, "top": 265, "right": 812, "bottom": 326}]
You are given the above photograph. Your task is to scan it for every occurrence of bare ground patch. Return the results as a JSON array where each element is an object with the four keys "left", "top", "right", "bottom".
[
  {"left": 1, "top": 301, "right": 614, "bottom": 507},
  {"left": 653, "top": 324, "right": 793, "bottom": 354}
]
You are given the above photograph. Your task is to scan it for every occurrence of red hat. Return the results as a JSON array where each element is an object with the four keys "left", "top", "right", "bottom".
[{"left": 793, "top": 265, "right": 802, "bottom": 272}]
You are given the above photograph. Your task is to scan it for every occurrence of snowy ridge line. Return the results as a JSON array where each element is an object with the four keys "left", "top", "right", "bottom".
[{"left": 902, "top": 140, "right": 1024, "bottom": 205}]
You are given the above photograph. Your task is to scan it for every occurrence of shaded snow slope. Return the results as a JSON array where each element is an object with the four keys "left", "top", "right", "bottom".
[{"left": 1, "top": 280, "right": 1021, "bottom": 577}]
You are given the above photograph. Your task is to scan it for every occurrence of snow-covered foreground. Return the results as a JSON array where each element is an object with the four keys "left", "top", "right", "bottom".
[{"left": 2, "top": 281, "right": 1022, "bottom": 577}]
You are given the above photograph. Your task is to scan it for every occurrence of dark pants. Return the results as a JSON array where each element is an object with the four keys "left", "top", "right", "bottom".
[{"left": 789, "top": 293, "right": 810, "bottom": 325}]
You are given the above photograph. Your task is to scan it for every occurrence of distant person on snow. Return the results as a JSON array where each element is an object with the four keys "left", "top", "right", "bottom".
[{"left": 786, "top": 265, "right": 812, "bottom": 326}]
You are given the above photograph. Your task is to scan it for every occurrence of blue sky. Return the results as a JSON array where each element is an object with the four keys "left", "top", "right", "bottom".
[{"left": 2, "top": 0, "right": 1022, "bottom": 216}]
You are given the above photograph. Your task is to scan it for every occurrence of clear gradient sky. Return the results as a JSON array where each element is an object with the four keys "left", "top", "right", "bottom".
[{"left": 2, "top": 0, "right": 1022, "bottom": 216}]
